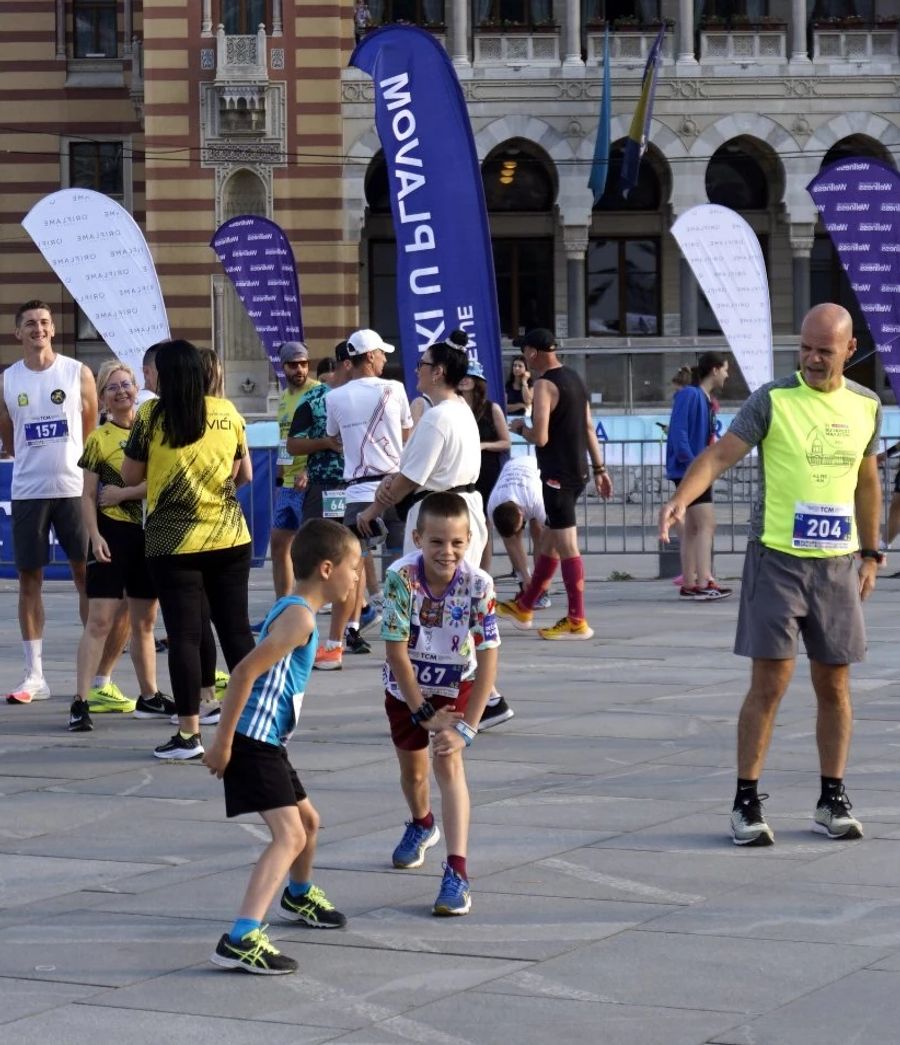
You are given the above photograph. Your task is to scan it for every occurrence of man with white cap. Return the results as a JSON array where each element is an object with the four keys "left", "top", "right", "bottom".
[
  {"left": 319, "top": 329, "right": 412, "bottom": 669},
  {"left": 271, "top": 341, "right": 318, "bottom": 598}
]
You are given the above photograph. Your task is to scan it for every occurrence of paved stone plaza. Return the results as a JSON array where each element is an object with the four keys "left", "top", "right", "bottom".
[{"left": 2, "top": 562, "right": 900, "bottom": 1044}]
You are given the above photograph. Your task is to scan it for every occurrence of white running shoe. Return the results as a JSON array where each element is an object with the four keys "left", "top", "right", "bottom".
[{"left": 6, "top": 675, "right": 51, "bottom": 704}]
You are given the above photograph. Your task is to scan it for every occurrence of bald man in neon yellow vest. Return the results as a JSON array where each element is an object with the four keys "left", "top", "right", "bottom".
[{"left": 660, "top": 303, "right": 882, "bottom": 848}]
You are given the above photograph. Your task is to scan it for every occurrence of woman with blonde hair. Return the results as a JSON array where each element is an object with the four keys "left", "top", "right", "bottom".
[{"left": 68, "top": 360, "right": 172, "bottom": 732}]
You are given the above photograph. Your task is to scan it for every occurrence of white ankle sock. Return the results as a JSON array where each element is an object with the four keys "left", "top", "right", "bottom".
[
  {"left": 23, "top": 639, "right": 43, "bottom": 679},
  {"left": 93, "top": 675, "right": 111, "bottom": 689}
]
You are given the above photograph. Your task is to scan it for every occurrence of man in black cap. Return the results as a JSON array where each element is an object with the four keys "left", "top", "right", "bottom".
[
  {"left": 271, "top": 341, "right": 318, "bottom": 598},
  {"left": 497, "top": 329, "right": 612, "bottom": 640}
]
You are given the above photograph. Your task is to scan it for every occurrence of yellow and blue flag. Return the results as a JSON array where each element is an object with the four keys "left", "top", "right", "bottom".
[
  {"left": 587, "top": 25, "right": 611, "bottom": 205},
  {"left": 620, "top": 24, "right": 665, "bottom": 197}
]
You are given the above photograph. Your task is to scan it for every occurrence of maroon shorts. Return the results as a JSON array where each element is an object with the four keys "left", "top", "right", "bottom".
[{"left": 385, "top": 680, "right": 474, "bottom": 752}]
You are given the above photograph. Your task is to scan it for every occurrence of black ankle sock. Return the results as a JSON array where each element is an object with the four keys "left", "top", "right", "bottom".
[
  {"left": 819, "top": 776, "right": 843, "bottom": 804},
  {"left": 734, "top": 778, "right": 758, "bottom": 808}
]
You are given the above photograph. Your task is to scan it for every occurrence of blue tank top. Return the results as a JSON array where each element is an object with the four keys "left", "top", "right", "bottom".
[{"left": 235, "top": 595, "right": 317, "bottom": 746}]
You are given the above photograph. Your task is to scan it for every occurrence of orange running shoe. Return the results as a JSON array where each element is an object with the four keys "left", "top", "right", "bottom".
[
  {"left": 313, "top": 645, "right": 343, "bottom": 671},
  {"left": 496, "top": 599, "right": 533, "bottom": 631}
]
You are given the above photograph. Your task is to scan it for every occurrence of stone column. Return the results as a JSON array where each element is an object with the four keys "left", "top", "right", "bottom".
[
  {"left": 679, "top": 258, "right": 698, "bottom": 337},
  {"left": 273, "top": 0, "right": 283, "bottom": 36},
  {"left": 562, "top": 0, "right": 584, "bottom": 74},
  {"left": 451, "top": 0, "right": 471, "bottom": 71},
  {"left": 563, "top": 226, "right": 589, "bottom": 339},
  {"left": 677, "top": 0, "right": 699, "bottom": 70},
  {"left": 56, "top": 0, "right": 66, "bottom": 58},
  {"left": 790, "top": 0, "right": 812, "bottom": 65},
  {"left": 123, "top": 0, "right": 133, "bottom": 55},
  {"left": 790, "top": 224, "right": 815, "bottom": 332},
  {"left": 201, "top": 0, "right": 213, "bottom": 36}
]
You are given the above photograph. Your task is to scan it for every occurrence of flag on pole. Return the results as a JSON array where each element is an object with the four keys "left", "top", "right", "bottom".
[
  {"left": 588, "top": 25, "right": 611, "bottom": 205},
  {"left": 620, "top": 24, "right": 665, "bottom": 197}
]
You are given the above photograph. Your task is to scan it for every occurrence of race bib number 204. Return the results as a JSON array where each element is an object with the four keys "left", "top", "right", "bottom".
[{"left": 792, "top": 501, "right": 853, "bottom": 551}]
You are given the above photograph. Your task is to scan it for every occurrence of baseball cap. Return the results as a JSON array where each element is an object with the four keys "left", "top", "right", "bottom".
[
  {"left": 279, "top": 341, "right": 309, "bottom": 363},
  {"left": 513, "top": 328, "right": 556, "bottom": 352},
  {"left": 466, "top": 359, "right": 486, "bottom": 381},
  {"left": 334, "top": 339, "right": 351, "bottom": 363},
  {"left": 346, "top": 328, "right": 395, "bottom": 356}
]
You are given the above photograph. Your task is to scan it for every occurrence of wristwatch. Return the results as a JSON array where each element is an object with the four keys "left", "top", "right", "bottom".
[{"left": 859, "top": 548, "right": 886, "bottom": 565}]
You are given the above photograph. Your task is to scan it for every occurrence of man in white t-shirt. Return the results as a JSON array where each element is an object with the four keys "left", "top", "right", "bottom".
[
  {"left": 487, "top": 456, "right": 549, "bottom": 601},
  {"left": 320, "top": 328, "right": 412, "bottom": 668}
]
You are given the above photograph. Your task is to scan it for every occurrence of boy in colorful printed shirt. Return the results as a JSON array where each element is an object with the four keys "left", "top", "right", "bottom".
[
  {"left": 203, "top": 519, "right": 362, "bottom": 974},
  {"left": 381, "top": 491, "right": 500, "bottom": 916}
]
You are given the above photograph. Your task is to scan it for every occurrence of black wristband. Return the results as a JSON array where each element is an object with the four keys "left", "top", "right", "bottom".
[
  {"left": 275, "top": 477, "right": 284, "bottom": 487},
  {"left": 860, "top": 548, "right": 885, "bottom": 564},
  {"left": 410, "top": 699, "right": 437, "bottom": 727}
]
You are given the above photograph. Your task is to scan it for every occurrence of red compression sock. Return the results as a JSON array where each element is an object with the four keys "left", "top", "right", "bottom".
[
  {"left": 560, "top": 555, "right": 586, "bottom": 622},
  {"left": 518, "top": 554, "right": 558, "bottom": 610},
  {"left": 414, "top": 812, "right": 434, "bottom": 830},
  {"left": 447, "top": 854, "right": 468, "bottom": 880}
]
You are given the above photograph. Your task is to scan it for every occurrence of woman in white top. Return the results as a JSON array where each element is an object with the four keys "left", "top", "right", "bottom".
[{"left": 357, "top": 332, "right": 487, "bottom": 567}]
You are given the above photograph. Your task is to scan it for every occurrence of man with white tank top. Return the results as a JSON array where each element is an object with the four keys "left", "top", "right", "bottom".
[{"left": 0, "top": 300, "right": 98, "bottom": 704}]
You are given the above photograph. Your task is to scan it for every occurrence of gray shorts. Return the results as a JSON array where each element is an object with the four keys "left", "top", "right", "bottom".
[
  {"left": 344, "top": 500, "right": 404, "bottom": 554},
  {"left": 734, "top": 542, "right": 866, "bottom": 665},
  {"left": 12, "top": 497, "right": 87, "bottom": 572}
]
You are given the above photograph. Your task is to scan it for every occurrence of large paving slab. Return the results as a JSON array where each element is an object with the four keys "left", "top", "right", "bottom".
[{"left": 0, "top": 568, "right": 899, "bottom": 1043}]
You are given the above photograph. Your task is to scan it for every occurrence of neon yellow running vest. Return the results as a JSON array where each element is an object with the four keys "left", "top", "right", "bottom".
[
  {"left": 277, "top": 381, "right": 319, "bottom": 483},
  {"left": 761, "top": 374, "right": 879, "bottom": 557}
]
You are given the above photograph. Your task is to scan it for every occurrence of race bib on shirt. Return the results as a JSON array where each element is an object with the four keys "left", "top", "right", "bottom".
[
  {"left": 322, "top": 488, "right": 346, "bottom": 519},
  {"left": 791, "top": 501, "right": 853, "bottom": 551},
  {"left": 24, "top": 417, "right": 69, "bottom": 446},
  {"left": 410, "top": 650, "right": 464, "bottom": 698}
]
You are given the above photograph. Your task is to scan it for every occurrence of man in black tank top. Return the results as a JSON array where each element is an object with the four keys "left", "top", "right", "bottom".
[{"left": 497, "top": 328, "right": 612, "bottom": 640}]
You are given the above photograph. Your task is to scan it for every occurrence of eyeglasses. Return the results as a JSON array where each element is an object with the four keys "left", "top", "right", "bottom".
[
  {"left": 416, "top": 359, "right": 436, "bottom": 370},
  {"left": 104, "top": 380, "right": 133, "bottom": 393},
  {"left": 283, "top": 359, "right": 308, "bottom": 366}
]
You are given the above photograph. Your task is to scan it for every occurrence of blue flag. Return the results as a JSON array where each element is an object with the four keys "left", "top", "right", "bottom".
[
  {"left": 588, "top": 25, "right": 611, "bottom": 205},
  {"left": 211, "top": 216, "right": 303, "bottom": 388},
  {"left": 351, "top": 26, "right": 504, "bottom": 403},
  {"left": 620, "top": 25, "right": 665, "bottom": 197}
]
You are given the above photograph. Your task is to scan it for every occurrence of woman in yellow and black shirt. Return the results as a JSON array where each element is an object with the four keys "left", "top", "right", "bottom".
[{"left": 123, "top": 339, "right": 253, "bottom": 760}]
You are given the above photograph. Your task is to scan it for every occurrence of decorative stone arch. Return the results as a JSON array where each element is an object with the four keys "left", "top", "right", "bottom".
[
  {"left": 805, "top": 112, "right": 900, "bottom": 167},
  {"left": 215, "top": 165, "right": 271, "bottom": 228},
  {"left": 690, "top": 112, "right": 799, "bottom": 162},
  {"left": 474, "top": 114, "right": 574, "bottom": 167},
  {"left": 345, "top": 127, "right": 382, "bottom": 243}
]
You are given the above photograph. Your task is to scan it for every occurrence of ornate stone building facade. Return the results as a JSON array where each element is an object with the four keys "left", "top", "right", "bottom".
[{"left": 1, "top": 2, "right": 898, "bottom": 407}]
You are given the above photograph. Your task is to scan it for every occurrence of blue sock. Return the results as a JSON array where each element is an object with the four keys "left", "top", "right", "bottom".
[
  {"left": 229, "top": 917, "right": 261, "bottom": 943},
  {"left": 288, "top": 878, "right": 311, "bottom": 898}
]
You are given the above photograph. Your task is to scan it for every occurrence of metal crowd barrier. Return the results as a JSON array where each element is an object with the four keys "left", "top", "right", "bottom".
[{"left": 1, "top": 439, "right": 896, "bottom": 577}]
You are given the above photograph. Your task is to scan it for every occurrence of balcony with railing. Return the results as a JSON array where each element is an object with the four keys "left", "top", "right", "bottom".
[
  {"left": 585, "top": 22, "right": 674, "bottom": 67},
  {"left": 812, "top": 18, "right": 900, "bottom": 71},
  {"left": 215, "top": 23, "right": 269, "bottom": 82},
  {"left": 699, "top": 17, "right": 788, "bottom": 67},
  {"left": 473, "top": 22, "right": 561, "bottom": 66}
]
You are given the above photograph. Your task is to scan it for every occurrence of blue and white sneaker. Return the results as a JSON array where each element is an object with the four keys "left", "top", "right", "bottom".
[
  {"left": 359, "top": 603, "right": 383, "bottom": 636},
  {"left": 433, "top": 863, "right": 471, "bottom": 916},
  {"left": 534, "top": 591, "right": 552, "bottom": 610},
  {"left": 392, "top": 821, "right": 441, "bottom": 869}
]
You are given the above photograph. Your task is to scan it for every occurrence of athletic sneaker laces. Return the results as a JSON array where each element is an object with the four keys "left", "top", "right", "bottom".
[
  {"left": 279, "top": 885, "right": 347, "bottom": 928},
  {"left": 344, "top": 627, "right": 371, "bottom": 655},
  {"left": 153, "top": 732, "right": 204, "bottom": 760},
  {"left": 210, "top": 925, "right": 298, "bottom": 975},
  {"left": 433, "top": 863, "right": 471, "bottom": 916},
  {"left": 731, "top": 793, "right": 775, "bottom": 846},
  {"left": 134, "top": 692, "right": 176, "bottom": 718},
  {"left": 814, "top": 786, "right": 863, "bottom": 839},
  {"left": 392, "top": 821, "right": 441, "bottom": 869}
]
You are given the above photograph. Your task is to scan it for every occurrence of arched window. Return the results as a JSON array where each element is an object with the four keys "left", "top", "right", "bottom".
[
  {"left": 821, "top": 135, "right": 895, "bottom": 171},
  {"left": 482, "top": 143, "right": 556, "bottom": 212},
  {"left": 706, "top": 140, "right": 770, "bottom": 210},
  {"left": 364, "top": 152, "right": 392, "bottom": 213},
  {"left": 220, "top": 0, "right": 269, "bottom": 34},
  {"left": 592, "top": 142, "right": 662, "bottom": 212}
]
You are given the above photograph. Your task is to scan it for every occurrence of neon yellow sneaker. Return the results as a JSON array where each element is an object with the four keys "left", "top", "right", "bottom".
[
  {"left": 210, "top": 925, "right": 297, "bottom": 975},
  {"left": 214, "top": 670, "right": 229, "bottom": 697},
  {"left": 496, "top": 598, "right": 533, "bottom": 630},
  {"left": 538, "top": 616, "right": 595, "bottom": 641},
  {"left": 88, "top": 682, "right": 137, "bottom": 713}
]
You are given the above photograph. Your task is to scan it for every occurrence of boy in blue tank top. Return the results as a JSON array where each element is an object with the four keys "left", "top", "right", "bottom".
[{"left": 203, "top": 518, "right": 362, "bottom": 975}]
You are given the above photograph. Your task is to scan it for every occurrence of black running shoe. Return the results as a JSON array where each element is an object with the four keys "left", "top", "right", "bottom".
[
  {"left": 279, "top": 885, "right": 347, "bottom": 928},
  {"left": 153, "top": 732, "right": 204, "bottom": 760},
  {"left": 344, "top": 627, "right": 371, "bottom": 655},
  {"left": 154, "top": 637, "right": 168, "bottom": 653},
  {"left": 68, "top": 698, "right": 93, "bottom": 733},
  {"left": 731, "top": 793, "right": 775, "bottom": 846},
  {"left": 210, "top": 926, "right": 297, "bottom": 975},
  {"left": 134, "top": 692, "right": 177, "bottom": 719},
  {"left": 478, "top": 695, "right": 515, "bottom": 731}
]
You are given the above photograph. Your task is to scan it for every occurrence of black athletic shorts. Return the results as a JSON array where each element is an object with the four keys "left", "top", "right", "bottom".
[
  {"left": 223, "top": 732, "right": 307, "bottom": 818},
  {"left": 541, "top": 481, "right": 585, "bottom": 530},
  {"left": 86, "top": 514, "right": 156, "bottom": 600},
  {"left": 12, "top": 496, "right": 86, "bottom": 571},
  {"left": 672, "top": 477, "right": 713, "bottom": 507}
]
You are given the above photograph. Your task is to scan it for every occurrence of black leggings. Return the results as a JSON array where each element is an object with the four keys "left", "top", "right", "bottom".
[{"left": 148, "top": 543, "right": 254, "bottom": 717}]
